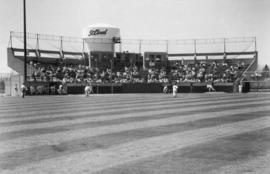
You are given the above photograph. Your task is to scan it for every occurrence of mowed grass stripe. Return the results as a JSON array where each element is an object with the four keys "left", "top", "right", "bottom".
[
  {"left": 1, "top": 92, "right": 266, "bottom": 108},
  {"left": 0, "top": 93, "right": 245, "bottom": 115},
  {"left": 0, "top": 93, "right": 212, "bottom": 108},
  {"left": 0, "top": 95, "right": 167, "bottom": 112},
  {"left": 94, "top": 127, "right": 270, "bottom": 174},
  {"left": 2, "top": 117, "right": 270, "bottom": 174},
  {"left": 0, "top": 94, "right": 231, "bottom": 113},
  {"left": 1, "top": 95, "right": 269, "bottom": 123},
  {"left": 0, "top": 104, "right": 269, "bottom": 154},
  {"left": 0, "top": 93, "right": 175, "bottom": 104},
  {"left": 1, "top": 96, "right": 268, "bottom": 133},
  {"left": 1, "top": 100, "right": 269, "bottom": 140},
  {"left": 0, "top": 97, "right": 269, "bottom": 133},
  {"left": 0, "top": 109, "right": 268, "bottom": 170},
  {"left": 0, "top": 92, "right": 261, "bottom": 111},
  {"left": 0, "top": 93, "right": 251, "bottom": 119},
  {"left": 0, "top": 94, "right": 172, "bottom": 110}
]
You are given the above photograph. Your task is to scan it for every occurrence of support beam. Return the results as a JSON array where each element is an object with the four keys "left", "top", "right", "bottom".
[
  {"left": 82, "top": 39, "right": 85, "bottom": 66},
  {"left": 36, "top": 34, "right": 40, "bottom": 58},
  {"left": 166, "top": 40, "right": 169, "bottom": 53},
  {"left": 139, "top": 40, "right": 142, "bottom": 54},
  {"left": 254, "top": 37, "right": 257, "bottom": 51},
  {"left": 9, "top": 31, "right": 13, "bottom": 48},
  {"left": 60, "top": 36, "right": 64, "bottom": 58},
  {"left": 23, "top": 0, "right": 27, "bottom": 83},
  {"left": 194, "top": 39, "right": 197, "bottom": 61},
  {"left": 140, "top": 40, "right": 146, "bottom": 70},
  {"left": 223, "top": 38, "right": 226, "bottom": 60},
  {"left": 89, "top": 52, "right": 92, "bottom": 68}
]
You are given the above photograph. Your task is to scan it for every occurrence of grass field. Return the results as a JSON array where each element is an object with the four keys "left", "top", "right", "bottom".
[{"left": 0, "top": 93, "right": 270, "bottom": 174}]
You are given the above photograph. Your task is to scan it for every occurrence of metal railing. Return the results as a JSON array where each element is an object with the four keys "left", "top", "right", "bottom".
[
  {"left": 241, "top": 70, "right": 270, "bottom": 82},
  {"left": 9, "top": 31, "right": 257, "bottom": 55}
]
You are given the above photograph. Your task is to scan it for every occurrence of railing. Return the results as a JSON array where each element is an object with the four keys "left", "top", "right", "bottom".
[
  {"left": 9, "top": 31, "right": 257, "bottom": 55},
  {"left": 240, "top": 70, "right": 270, "bottom": 82},
  {"left": 239, "top": 58, "right": 257, "bottom": 83}
]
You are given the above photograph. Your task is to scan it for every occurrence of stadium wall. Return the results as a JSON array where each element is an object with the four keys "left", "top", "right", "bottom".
[
  {"left": 1, "top": 81, "right": 242, "bottom": 96},
  {"left": 3, "top": 74, "right": 23, "bottom": 96},
  {"left": 7, "top": 48, "right": 36, "bottom": 76},
  {"left": 64, "top": 83, "right": 236, "bottom": 94},
  {"left": 19, "top": 81, "right": 266, "bottom": 95},
  {"left": 249, "top": 81, "right": 270, "bottom": 92}
]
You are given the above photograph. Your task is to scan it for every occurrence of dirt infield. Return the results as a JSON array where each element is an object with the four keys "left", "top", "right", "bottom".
[{"left": 0, "top": 93, "right": 270, "bottom": 174}]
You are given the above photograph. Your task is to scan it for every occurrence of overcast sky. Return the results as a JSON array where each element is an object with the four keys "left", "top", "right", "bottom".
[{"left": 0, "top": 0, "right": 269, "bottom": 73}]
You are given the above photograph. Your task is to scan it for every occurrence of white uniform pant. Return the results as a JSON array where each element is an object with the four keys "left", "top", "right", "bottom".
[
  {"left": 239, "top": 85, "right": 243, "bottom": 93},
  {"left": 85, "top": 86, "right": 91, "bottom": 96},
  {"left": 173, "top": 90, "right": 177, "bottom": 97}
]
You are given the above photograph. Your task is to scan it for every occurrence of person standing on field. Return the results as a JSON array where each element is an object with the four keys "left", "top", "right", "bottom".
[
  {"left": 85, "top": 82, "right": 93, "bottom": 97},
  {"left": 206, "top": 80, "right": 216, "bottom": 92},
  {"left": 14, "top": 84, "right": 19, "bottom": 96},
  {"left": 172, "top": 83, "right": 178, "bottom": 98},
  {"left": 163, "top": 85, "right": 168, "bottom": 94},
  {"left": 21, "top": 83, "right": 26, "bottom": 98},
  {"left": 239, "top": 81, "right": 243, "bottom": 93},
  {"left": 85, "top": 84, "right": 91, "bottom": 97}
]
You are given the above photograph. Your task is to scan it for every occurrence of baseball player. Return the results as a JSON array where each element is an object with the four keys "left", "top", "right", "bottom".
[
  {"left": 84, "top": 82, "right": 93, "bottom": 97},
  {"left": 206, "top": 81, "right": 216, "bottom": 92},
  {"left": 172, "top": 83, "right": 178, "bottom": 98},
  {"left": 163, "top": 85, "right": 168, "bottom": 94},
  {"left": 21, "top": 83, "right": 26, "bottom": 98}
]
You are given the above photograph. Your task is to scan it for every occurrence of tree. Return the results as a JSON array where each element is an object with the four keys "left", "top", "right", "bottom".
[{"left": 262, "top": 64, "right": 270, "bottom": 79}]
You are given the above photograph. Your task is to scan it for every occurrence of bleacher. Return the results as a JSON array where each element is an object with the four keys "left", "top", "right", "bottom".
[{"left": 7, "top": 31, "right": 258, "bottom": 94}]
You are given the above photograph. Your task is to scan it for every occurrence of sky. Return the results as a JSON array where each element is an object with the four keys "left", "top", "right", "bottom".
[{"left": 0, "top": 0, "right": 269, "bottom": 73}]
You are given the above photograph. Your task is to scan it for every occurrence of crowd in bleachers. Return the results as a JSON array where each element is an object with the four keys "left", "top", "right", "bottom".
[
  {"left": 29, "top": 61, "right": 145, "bottom": 83},
  {"left": 170, "top": 61, "right": 246, "bottom": 83},
  {"left": 29, "top": 60, "right": 247, "bottom": 84}
]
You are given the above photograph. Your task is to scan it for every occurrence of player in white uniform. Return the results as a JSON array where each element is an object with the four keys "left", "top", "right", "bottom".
[
  {"left": 238, "top": 82, "right": 243, "bottom": 93},
  {"left": 21, "top": 83, "right": 26, "bottom": 98},
  {"left": 172, "top": 84, "right": 178, "bottom": 98},
  {"left": 58, "top": 85, "right": 63, "bottom": 95},
  {"left": 163, "top": 85, "right": 168, "bottom": 94},
  {"left": 206, "top": 81, "right": 216, "bottom": 92},
  {"left": 84, "top": 83, "right": 93, "bottom": 97}
]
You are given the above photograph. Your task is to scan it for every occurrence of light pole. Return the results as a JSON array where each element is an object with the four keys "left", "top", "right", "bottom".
[{"left": 23, "top": 0, "right": 27, "bottom": 83}]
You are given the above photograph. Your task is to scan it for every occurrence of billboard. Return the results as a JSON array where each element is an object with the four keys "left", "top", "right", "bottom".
[{"left": 82, "top": 23, "right": 120, "bottom": 52}]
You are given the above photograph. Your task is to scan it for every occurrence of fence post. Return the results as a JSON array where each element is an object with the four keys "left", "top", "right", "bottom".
[
  {"left": 9, "top": 31, "right": 13, "bottom": 48},
  {"left": 166, "top": 40, "right": 169, "bottom": 53},
  {"left": 194, "top": 39, "right": 197, "bottom": 61},
  {"left": 9, "top": 74, "right": 12, "bottom": 96}
]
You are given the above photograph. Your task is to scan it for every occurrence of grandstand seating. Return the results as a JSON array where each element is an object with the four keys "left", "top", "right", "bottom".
[
  {"left": 6, "top": 32, "right": 259, "bottom": 94},
  {"left": 8, "top": 47, "right": 255, "bottom": 85},
  {"left": 20, "top": 49, "right": 249, "bottom": 83}
]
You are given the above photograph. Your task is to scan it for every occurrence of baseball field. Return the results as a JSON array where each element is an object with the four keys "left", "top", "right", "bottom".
[{"left": 0, "top": 93, "right": 270, "bottom": 174}]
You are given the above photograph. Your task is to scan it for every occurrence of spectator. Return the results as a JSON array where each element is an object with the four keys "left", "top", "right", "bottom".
[{"left": 29, "top": 60, "right": 247, "bottom": 85}]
